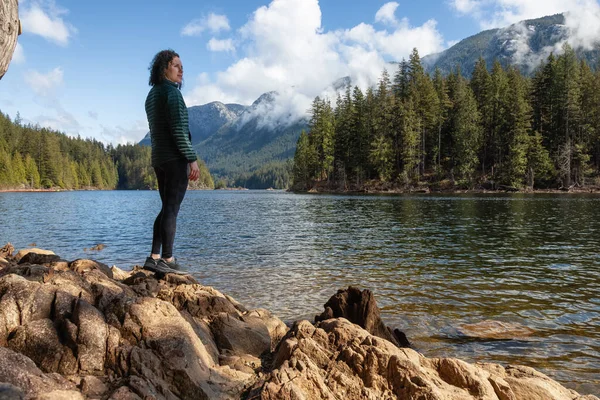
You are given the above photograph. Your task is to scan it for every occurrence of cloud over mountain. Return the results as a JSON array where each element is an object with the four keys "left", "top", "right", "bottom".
[{"left": 184, "top": 0, "right": 446, "bottom": 129}]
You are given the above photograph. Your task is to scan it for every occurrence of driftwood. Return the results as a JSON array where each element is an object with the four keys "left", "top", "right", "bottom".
[{"left": 0, "top": 0, "right": 21, "bottom": 80}]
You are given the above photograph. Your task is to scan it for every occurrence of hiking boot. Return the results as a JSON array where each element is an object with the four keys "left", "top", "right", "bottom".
[
  {"left": 157, "top": 257, "right": 186, "bottom": 272},
  {"left": 143, "top": 257, "right": 159, "bottom": 269},
  {"left": 143, "top": 257, "right": 186, "bottom": 275}
]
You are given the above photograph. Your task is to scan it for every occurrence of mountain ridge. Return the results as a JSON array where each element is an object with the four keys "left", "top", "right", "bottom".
[{"left": 422, "top": 13, "right": 600, "bottom": 76}]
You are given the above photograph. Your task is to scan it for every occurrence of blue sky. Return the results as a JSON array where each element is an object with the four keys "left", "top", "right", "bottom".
[{"left": 1, "top": 0, "right": 599, "bottom": 145}]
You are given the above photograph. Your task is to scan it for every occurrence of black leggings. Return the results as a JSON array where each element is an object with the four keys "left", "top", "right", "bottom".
[{"left": 151, "top": 159, "right": 189, "bottom": 259}]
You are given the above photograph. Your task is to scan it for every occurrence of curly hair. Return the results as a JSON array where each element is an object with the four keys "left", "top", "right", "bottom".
[{"left": 148, "top": 49, "right": 182, "bottom": 88}]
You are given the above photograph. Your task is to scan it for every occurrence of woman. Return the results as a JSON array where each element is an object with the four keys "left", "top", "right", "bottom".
[{"left": 143, "top": 49, "right": 199, "bottom": 273}]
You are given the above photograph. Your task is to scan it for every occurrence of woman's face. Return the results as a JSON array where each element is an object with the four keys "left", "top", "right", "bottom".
[{"left": 165, "top": 57, "right": 183, "bottom": 84}]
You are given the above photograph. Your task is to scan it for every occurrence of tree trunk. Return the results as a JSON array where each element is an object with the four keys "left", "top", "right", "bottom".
[{"left": 0, "top": 0, "right": 20, "bottom": 80}]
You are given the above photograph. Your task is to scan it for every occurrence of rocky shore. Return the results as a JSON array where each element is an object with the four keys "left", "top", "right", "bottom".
[{"left": 0, "top": 244, "right": 597, "bottom": 400}]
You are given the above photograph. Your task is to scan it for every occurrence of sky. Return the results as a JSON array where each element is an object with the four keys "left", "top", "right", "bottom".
[{"left": 1, "top": 0, "right": 599, "bottom": 145}]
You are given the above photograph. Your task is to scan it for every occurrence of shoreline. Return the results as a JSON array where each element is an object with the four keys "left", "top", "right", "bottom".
[
  {"left": 0, "top": 245, "right": 598, "bottom": 399},
  {"left": 3, "top": 186, "right": 600, "bottom": 194}
]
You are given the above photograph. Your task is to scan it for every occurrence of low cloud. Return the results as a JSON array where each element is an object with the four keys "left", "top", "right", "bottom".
[
  {"left": 563, "top": 2, "right": 600, "bottom": 50},
  {"left": 98, "top": 120, "right": 149, "bottom": 145},
  {"left": 448, "top": 0, "right": 600, "bottom": 71},
  {"left": 181, "top": 13, "right": 231, "bottom": 36},
  {"left": 20, "top": 1, "right": 76, "bottom": 45},
  {"left": 24, "top": 67, "right": 63, "bottom": 96},
  {"left": 207, "top": 38, "right": 235, "bottom": 53},
  {"left": 185, "top": 0, "right": 445, "bottom": 129}
]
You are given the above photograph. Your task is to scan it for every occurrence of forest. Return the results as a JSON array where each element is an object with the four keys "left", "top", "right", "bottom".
[
  {"left": 0, "top": 114, "right": 214, "bottom": 190},
  {"left": 293, "top": 44, "right": 600, "bottom": 192}
]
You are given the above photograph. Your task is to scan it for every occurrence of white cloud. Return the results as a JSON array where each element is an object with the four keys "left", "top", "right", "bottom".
[
  {"left": 24, "top": 67, "right": 63, "bottom": 96},
  {"left": 99, "top": 120, "right": 149, "bottom": 145},
  {"left": 12, "top": 43, "right": 25, "bottom": 64},
  {"left": 185, "top": 0, "right": 445, "bottom": 128},
  {"left": 375, "top": 2, "right": 400, "bottom": 26},
  {"left": 451, "top": 0, "right": 482, "bottom": 15},
  {"left": 564, "top": 2, "right": 600, "bottom": 50},
  {"left": 29, "top": 96, "right": 82, "bottom": 135},
  {"left": 449, "top": 0, "right": 600, "bottom": 70},
  {"left": 448, "top": 0, "right": 598, "bottom": 30},
  {"left": 343, "top": 19, "right": 444, "bottom": 60},
  {"left": 181, "top": 13, "right": 231, "bottom": 36},
  {"left": 207, "top": 38, "right": 236, "bottom": 53},
  {"left": 20, "top": 2, "right": 76, "bottom": 45}
]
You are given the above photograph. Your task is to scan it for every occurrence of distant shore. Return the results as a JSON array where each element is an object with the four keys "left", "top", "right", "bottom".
[
  {"left": 3, "top": 184, "right": 600, "bottom": 194},
  {"left": 292, "top": 182, "right": 600, "bottom": 195}
]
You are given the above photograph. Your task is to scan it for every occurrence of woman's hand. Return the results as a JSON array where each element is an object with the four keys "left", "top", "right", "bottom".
[{"left": 188, "top": 161, "right": 200, "bottom": 181}]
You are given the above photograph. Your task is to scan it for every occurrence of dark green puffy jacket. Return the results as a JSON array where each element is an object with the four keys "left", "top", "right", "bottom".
[{"left": 145, "top": 80, "right": 197, "bottom": 168}]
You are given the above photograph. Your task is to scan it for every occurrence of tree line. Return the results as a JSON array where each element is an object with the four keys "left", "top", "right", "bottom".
[
  {"left": 0, "top": 113, "right": 214, "bottom": 190},
  {"left": 293, "top": 44, "right": 600, "bottom": 191}
]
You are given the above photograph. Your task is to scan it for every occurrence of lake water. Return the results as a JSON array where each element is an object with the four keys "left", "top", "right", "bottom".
[{"left": 1, "top": 190, "right": 599, "bottom": 394}]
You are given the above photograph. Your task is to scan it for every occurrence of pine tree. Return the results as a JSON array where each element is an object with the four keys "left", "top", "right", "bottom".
[
  {"left": 0, "top": 147, "right": 13, "bottom": 187},
  {"left": 526, "top": 131, "right": 554, "bottom": 188},
  {"left": 308, "top": 97, "right": 335, "bottom": 181},
  {"left": 432, "top": 68, "right": 452, "bottom": 174},
  {"left": 350, "top": 86, "right": 367, "bottom": 185},
  {"left": 11, "top": 151, "right": 26, "bottom": 186},
  {"left": 449, "top": 72, "right": 482, "bottom": 184},
  {"left": 488, "top": 60, "right": 509, "bottom": 179},
  {"left": 555, "top": 44, "right": 582, "bottom": 187},
  {"left": 503, "top": 67, "right": 531, "bottom": 187},
  {"left": 400, "top": 99, "right": 420, "bottom": 181},
  {"left": 24, "top": 153, "right": 41, "bottom": 188},
  {"left": 293, "top": 130, "right": 316, "bottom": 189},
  {"left": 371, "top": 70, "right": 395, "bottom": 181}
]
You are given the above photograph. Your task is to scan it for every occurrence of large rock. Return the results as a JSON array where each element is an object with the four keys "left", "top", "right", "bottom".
[
  {"left": 0, "top": 347, "right": 79, "bottom": 397},
  {"left": 0, "top": 243, "right": 14, "bottom": 259},
  {"left": 248, "top": 318, "right": 598, "bottom": 400},
  {"left": 0, "top": 248, "right": 597, "bottom": 400},
  {"left": 13, "top": 248, "right": 56, "bottom": 262},
  {"left": 315, "top": 286, "right": 410, "bottom": 347}
]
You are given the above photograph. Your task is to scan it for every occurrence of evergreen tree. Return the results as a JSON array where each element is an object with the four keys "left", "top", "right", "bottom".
[
  {"left": 555, "top": 44, "right": 582, "bottom": 187},
  {"left": 293, "top": 130, "right": 316, "bottom": 189},
  {"left": 449, "top": 72, "right": 482, "bottom": 184},
  {"left": 0, "top": 147, "right": 12, "bottom": 186},
  {"left": 371, "top": 70, "right": 396, "bottom": 181},
  {"left": 24, "top": 153, "right": 41, "bottom": 188},
  {"left": 350, "top": 86, "right": 368, "bottom": 184},
  {"left": 487, "top": 60, "right": 509, "bottom": 179},
  {"left": 11, "top": 152, "right": 26, "bottom": 185},
  {"left": 503, "top": 67, "right": 531, "bottom": 187},
  {"left": 308, "top": 97, "right": 335, "bottom": 180},
  {"left": 526, "top": 131, "right": 554, "bottom": 188},
  {"left": 400, "top": 99, "right": 420, "bottom": 181},
  {"left": 432, "top": 68, "right": 452, "bottom": 173}
]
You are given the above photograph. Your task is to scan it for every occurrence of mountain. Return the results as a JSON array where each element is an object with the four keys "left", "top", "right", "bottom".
[
  {"left": 140, "top": 91, "right": 308, "bottom": 188},
  {"left": 139, "top": 101, "right": 247, "bottom": 146},
  {"left": 422, "top": 13, "right": 600, "bottom": 76},
  {"left": 195, "top": 91, "right": 308, "bottom": 183}
]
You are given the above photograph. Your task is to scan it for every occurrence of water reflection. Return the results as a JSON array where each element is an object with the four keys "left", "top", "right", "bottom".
[{"left": 0, "top": 191, "right": 599, "bottom": 393}]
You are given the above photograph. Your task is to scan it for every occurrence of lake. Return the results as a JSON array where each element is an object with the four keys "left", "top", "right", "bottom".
[{"left": 1, "top": 190, "right": 599, "bottom": 394}]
